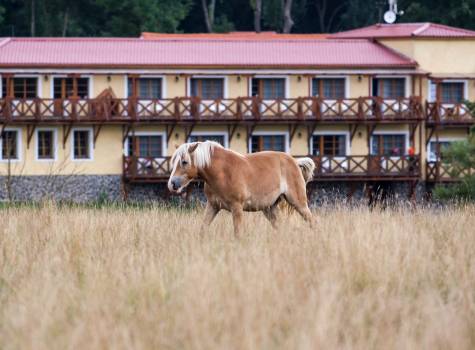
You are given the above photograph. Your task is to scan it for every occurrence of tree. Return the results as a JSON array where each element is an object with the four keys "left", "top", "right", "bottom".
[
  {"left": 282, "top": 0, "right": 294, "bottom": 33},
  {"left": 251, "top": 0, "right": 263, "bottom": 32},
  {"left": 201, "top": 0, "right": 216, "bottom": 32},
  {"left": 433, "top": 126, "right": 475, "bottom": 201}
]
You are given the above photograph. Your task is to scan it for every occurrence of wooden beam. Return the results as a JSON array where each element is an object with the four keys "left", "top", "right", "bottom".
[
  {"left": 26, "top": 124, "right": 36, "bottom": 149},
  {"left": 122, "top": 124, "right": 133, "bottom": 144},
  {"left": 183, "top": 124, "right": 195, "bottom": 142},
  {"left": 366, "top": 124, "right": 377, "bottom": 149},
  {"left": 227, "top": 124, "right": 239, "bottom": 142},
  {"left": 167, "top": 124, "right": 178, "bottom": 143},
  {"left": 93, "top": 124, "right": 103, "bottom": 148},
  {"left": 289, "top": 124, "right": 299, "bottom": 143},
  {"left": 62, "top": 124, "right": 73, "bottom": 149},
  {"left": 349, "top": 124, "right": 358, "bottom": 144}
]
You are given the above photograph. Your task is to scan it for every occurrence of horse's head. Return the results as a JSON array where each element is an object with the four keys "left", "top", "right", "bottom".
[{"left": 168, "top": 142, "right": 200, "bottom": 194}]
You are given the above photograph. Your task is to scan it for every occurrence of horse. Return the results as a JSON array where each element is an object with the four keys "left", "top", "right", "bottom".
[{"left": 168, "top": 141, "right": 316, "bottom": 236}]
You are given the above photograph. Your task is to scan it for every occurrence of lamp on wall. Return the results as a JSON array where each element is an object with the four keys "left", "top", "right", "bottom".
[
  {"left": 236, "top": 132, "right": 241, "bottom": 139},
  {"left": 297, "top": 132, "right": 302, "bottom": 138},
  {"left": 107, "top": 75, "right": 111, "bottom": 82},
  {"left": 297, "top": 76, "right": 302, "bottom": 82},
  {"left": 237, "top": 76, "right": 241, "bottom": 82},
  {"left": 175, "top": 133, "right": 179, "bottom": 139},
  {"left": 44, "top": 75, "right": 49, "bottom": 82},
  {"left": 175, "top": 76, "right": 180, "bottom": 82},
  {"left": 357, "top": 75, "right": 363, "bottom": 82}
]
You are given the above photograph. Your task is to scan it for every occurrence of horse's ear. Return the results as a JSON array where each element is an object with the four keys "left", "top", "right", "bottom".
[{"left": 188, "top": 143, "right": 199, "bottom": 154}]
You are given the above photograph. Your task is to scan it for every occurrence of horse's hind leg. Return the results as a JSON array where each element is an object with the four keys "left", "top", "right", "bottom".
[
  {"left": 262, "top": 204, "right": 279, "bottom": 230},
  {"left": 284, "top": 185, "right": 315, "bottom": 228}
]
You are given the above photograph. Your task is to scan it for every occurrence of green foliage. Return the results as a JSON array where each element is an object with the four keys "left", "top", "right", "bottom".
[
  {"left": 1, "top": 1, "right": 475, "bottom": 38},
  {"left": 434, "top": 127, "right": 475, "bottom": 201}
]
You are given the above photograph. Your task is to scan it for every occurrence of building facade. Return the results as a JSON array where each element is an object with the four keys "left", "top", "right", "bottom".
[{"left": 0, "top": 23, "right": 473, "bottom": 202}]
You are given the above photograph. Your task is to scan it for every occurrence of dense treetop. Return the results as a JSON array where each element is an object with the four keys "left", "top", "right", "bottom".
[{"left": 0, "top": 0, "right": 474, "bottom": 37}]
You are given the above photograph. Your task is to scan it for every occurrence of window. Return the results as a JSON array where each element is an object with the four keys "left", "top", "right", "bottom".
[
  {"left": 1, "top": 77, "right": 37, "bottom": 98},
  {"left": 252, "top": 78, "right": 285, "bottom": 99},
  {"left": 374, "top": 78, "right": 405, "bottom": 99},
  {"left": 73, "top": 130, "right": 91, "bottom": 160},
  {"left": 127, "top": 78, "right": 162, "bottom": 99},
  {"left": 188, "top": 134, "right": 226, "bottom": 146},
  {"left": 127, "top": 135, "right": 163, "bottom": 158},
  {"left": 371, "top": 134, "right": 406, "bottom": 156},
  {"left": 428, "top": 141, "right": 453, "bottom": 162},
  {"left": 1, "top": 131, "right": 19, "bottom": 160},
  {"left": 37, "top": 130, "right": 55, "bottom": 160},
  {"left": 53, "top": 78, "right": 89, "bottom": 99},
  {"left": 190, "top": 78, "right": 224, "bottom": 99},
  {"left": 251, "top": 135, "right": 286, "bottom": 153},
  {"left": 312, "top": 78, "right": 346, "bottom": 99},
  {"left": 440, "top": 82, "right": 465, "bottom": 104},
  {"left": 312, "top": 134, "right": 347, "bottom": 156}
]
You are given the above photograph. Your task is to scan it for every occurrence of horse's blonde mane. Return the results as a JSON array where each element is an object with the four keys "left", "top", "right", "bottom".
[{"left": 171, "top": 141, "right": 223, "bottom": 169}]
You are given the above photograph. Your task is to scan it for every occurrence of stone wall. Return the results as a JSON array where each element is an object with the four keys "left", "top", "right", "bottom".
[{"left": 0, "top": 175, "right": 429, "bottom": 206}]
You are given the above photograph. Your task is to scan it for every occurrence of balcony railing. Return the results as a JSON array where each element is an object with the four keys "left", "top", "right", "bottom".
[
  {"left": 123, "top": 156, "right": 173, "bottom": 182},
  {"left": 123, "top": 154, "right": 421, "bottom": 182},
  {"left": 426, "top": 161, "right": 475, "bottom": 182},
  {"left": 426, "top": 102, "right": 475, "bottom": 124},
  {"left": 0, "top": 96, "right": 423, "bottom": 123},
  {"left": 309, "top": 155, "right": 421, "bottom": 180}
]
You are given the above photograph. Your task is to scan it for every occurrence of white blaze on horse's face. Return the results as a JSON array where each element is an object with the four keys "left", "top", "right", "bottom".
[{"left": 168, "top": 143, "right": 199, "bottom": 194}]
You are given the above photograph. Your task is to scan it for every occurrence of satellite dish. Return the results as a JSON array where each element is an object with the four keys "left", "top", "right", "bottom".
[{"left": 384, "top": 10, "right": 397, "bottom": 24}]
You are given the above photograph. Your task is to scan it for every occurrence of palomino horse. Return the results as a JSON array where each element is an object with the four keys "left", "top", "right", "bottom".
[{"left": 168, "top": 141, "right": 315, "bottom": 236}]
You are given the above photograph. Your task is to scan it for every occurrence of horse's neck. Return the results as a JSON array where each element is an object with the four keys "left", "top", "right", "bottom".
[{"left": 198, "top": 146, "right": 235, "bottom": 183}]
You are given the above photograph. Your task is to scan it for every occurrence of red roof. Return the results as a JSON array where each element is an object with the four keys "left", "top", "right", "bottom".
[
  {"left": 141, "top": 31, "right": 329, "bottom": 40},
  {"left": 0, "top": 37, "right": 416, "bottom": 68},
  {"left": 331, "top": 23, "right": 475, "bottom": 39}
]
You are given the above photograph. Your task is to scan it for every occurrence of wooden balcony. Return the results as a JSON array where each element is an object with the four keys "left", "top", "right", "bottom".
[
  {"left": 0, "top": 96, "right": 424, "bottom": 124},
  {"left": 426, "top": 102, "right": 475, "bottom": 125},
  {"left": 123, "top": 155, "right": 421, "bottom": 183},
  {"left": 426, "top": 161, "right": 475, "bottom": 182}
]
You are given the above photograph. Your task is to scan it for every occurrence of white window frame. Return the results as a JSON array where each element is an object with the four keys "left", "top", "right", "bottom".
[
  {"left": 311, "top": 76, "right": 350, "bottom": 98},
  {"left": 124, "top": 75, "right": 167, "bottom": 99},
  {"left": 50, "top": 75, "right": 93, "bottom": 99},
  {"left": 310, "top": 131, "right": 351, "bottom": 157},
  {"left": 123, "top": 131, "right": 168, "bottom": 157},
  {"left": 427, "top": 137, "right": 465, "bottom": 162},
  {"left": 35, "top": 127, "right": 58, "bottom": 161},
  {"left": 372, "top": 75, "right": 410, "bottom": 98},
  {"left": 248, "top": 131, "right": 290, "bottom": 153},
  {"left": 187, "top": 75, "right": 228, "bottom": 99},
  {"left": 369, "top": 131, "right": 410, "bottom": 157},
  {"left": 0, "top": 127, "right": 22, "bottom": 162},
  {"left": 427, "top": 79, "right": 468, "bottom": 103},
  {"left": 71, "top": 127, "right": 94, "bottom": 161},
  {"left": 249, "top": 75, "right": 289, "bottom": 99},
  {"left": 188, "top": 131, "right": 229, "bottom": 148}
]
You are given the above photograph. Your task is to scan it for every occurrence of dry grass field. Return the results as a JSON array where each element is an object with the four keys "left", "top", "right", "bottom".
[{"left": 0, "top": 203, "right": 475, "bottom": 350}]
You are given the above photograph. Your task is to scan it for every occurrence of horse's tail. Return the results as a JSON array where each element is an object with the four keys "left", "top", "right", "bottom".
[{"left": 296, "top": 157, "right": 315, "bottom": 183}]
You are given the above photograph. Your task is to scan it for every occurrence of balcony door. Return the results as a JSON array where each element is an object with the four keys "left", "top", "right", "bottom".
[
  {"left": 127, "top": 134, "right": 165, "bottom": 175},
  {"left": 53, "top": 77, "right": 89, "bottom": 117}
]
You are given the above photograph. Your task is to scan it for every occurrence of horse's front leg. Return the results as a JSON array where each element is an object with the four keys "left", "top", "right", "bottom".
[
  {"left": 231, "top": 204, "right": 244, "bottom": 238},
  {"left": 199, "top": 202, "right": 220, "bottom": 235}
]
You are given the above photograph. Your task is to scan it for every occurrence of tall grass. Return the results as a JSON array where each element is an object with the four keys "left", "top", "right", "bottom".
[{"left": 0, "top": 204, "right": 474, "bottom": 350}]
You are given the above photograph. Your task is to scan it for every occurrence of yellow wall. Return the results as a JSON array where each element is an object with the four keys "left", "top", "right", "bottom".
[{"left": 381, "top": 39, "right": 475, "bottom": 74}]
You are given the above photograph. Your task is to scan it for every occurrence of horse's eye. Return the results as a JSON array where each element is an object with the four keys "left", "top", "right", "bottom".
[{"left": 181, "top": 160, "right": 188, "bottom": 166}]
